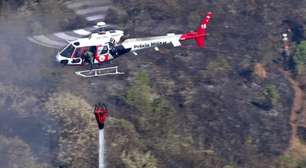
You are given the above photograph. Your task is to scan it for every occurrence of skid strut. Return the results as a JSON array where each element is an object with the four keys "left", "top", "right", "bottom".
[{"left": 75, "top": 66, "right": 124, "bottom": 78}]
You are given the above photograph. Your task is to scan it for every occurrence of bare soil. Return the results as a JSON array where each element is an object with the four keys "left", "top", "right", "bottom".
[{"left": 278, "top": 68, "right": 306, "bottom": 158}]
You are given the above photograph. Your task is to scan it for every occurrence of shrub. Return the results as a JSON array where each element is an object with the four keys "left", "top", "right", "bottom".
[
  {"left": 264, "top": 84, "right": 280, "bottom": 107},
  {"left": 294, "top": 41, "right": 306, "bottom": 75},
  {"left": 125, "top": 71, "right": 152, "bottom": 113},
  {"left": 121, "top": 150, "right": 158, "bottom": 168}
]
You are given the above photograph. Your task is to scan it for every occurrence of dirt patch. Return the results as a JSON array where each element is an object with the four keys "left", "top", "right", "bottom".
[{"left": 254, "top": 63, "right": 268, "bottom": 79}]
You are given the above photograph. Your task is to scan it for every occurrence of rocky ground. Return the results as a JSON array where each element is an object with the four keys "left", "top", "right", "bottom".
[{"left": 0, "top": 0, "right": 306, "bottom": 168}]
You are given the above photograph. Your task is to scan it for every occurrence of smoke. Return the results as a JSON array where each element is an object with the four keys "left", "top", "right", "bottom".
[
  {"left": 0, "top": 3, "right": 59, "bottom": 87},
  {"left": 0, "top": 0, "right": 69, "bottom": 167}
]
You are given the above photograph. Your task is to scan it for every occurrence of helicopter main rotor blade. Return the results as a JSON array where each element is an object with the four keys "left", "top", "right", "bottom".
[
  {"left": 28, "top": 27, "right": 91, "bottom": 48},
  {"left": 54, "top": 32, "right": 80, "bottom": 41},
  {"left": 27, "top": 0, "right": 123, "bottom": 48},
  {"left": 65, "top": 0, "right": 111, "bottom": 10},
  {"left": 28, "top": 37, "right": 61, "bottom": 49},
  {"left": 86, "top": 14, "right": 106, "bottom": 22},
  {"left": 65, "top": 0, "right": 111, "bottom": 22}
]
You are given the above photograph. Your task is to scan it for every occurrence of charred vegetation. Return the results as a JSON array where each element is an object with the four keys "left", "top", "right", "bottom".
[{"left": 0, "top": 0, "right": 306, "bottom": 168}]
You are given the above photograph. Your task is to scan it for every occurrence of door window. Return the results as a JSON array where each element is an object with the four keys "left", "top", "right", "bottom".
[
  {"left": 73, "top": 46, "right": 97, "bottom": 58},
  {"left": 100, "top": 45, "right": 109, "bottom": 54}
]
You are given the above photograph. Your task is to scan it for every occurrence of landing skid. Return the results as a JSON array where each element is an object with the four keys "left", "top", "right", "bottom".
[{"left": 75, "top": 66, "right": 124, "bottom": 78}]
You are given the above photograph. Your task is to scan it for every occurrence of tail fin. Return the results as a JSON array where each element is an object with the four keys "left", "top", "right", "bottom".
[
  {"left": 196, "top": 12, "right": 213, "bottom": 47},
  {"left": 180, "top": 12, "right": 213, "bottom": 48}
]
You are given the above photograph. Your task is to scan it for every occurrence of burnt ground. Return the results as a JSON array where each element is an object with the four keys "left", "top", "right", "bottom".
[
  {"left": 105, "top": 0, "right": 302, "bottom": 167},
  {"left": 0, "top": 0, "right": 306, "bottom": 168}
]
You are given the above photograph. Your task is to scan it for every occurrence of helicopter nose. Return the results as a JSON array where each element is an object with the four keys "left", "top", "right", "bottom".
[
  {"left": 56, "top": 53, "right": 69, "bottom": 65},
  {"left": 56, "top": 53, "right": 61, "bottom": 62}
]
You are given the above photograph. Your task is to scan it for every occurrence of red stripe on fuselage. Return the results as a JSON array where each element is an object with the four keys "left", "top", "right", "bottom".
[{"left": 96, "top": 54, "right": 110, "bottom": 63}]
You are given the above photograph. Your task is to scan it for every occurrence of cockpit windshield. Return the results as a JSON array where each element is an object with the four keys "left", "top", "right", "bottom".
[{"left": 60, "top": 44, "right": 75, "bottom": 58}]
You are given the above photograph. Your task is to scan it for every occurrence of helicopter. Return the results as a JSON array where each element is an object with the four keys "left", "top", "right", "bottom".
[
  {"left": 28, "top": 3, "right": 213, "bottom": 77},
  {"left": 54, "top": 12, "right": 213, "bottom": 77}
]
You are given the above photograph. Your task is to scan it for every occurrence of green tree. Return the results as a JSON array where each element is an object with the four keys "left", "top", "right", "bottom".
[
  {"left": 294, "top": 41, "right": 306, "bottom": 75},
  {"left": 264, "top": 84, "right": 280, "bottom": 107},
  {"left": 124, "top": 72, "right": 197, "bottom": 161},
  {"left": 125, "top": 71, "right": 152, "bottom": 113}
]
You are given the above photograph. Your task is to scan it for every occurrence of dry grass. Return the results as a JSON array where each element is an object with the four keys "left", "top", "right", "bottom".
[{"left": 288, "top": 138, "right": 306, "bottom": 160}]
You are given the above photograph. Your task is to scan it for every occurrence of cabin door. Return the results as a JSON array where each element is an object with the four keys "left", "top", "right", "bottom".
[{"left": 96, "top": 44, "right": 112, "bottom": 63}]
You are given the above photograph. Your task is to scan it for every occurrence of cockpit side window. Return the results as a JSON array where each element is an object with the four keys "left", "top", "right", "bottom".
[
  {"left": 100, "top": 45, "right": 108, "bottom": 54},
  {"left": 60, "top": 44, "right": 75, "bottom": 58},
  {"left": 73, "top": 46, "right": 97, "bottom": 58},
  {"left": 74, "top": 47, "right": 88, "bottom": 58}
]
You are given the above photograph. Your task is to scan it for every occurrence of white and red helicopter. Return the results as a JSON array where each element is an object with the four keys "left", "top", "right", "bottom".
[
  {"left": 30, "top": 11, "right": 213, "bottom": 77},
  {"left": 56, "top": 12, "right": 212, "bottom": 77}
]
